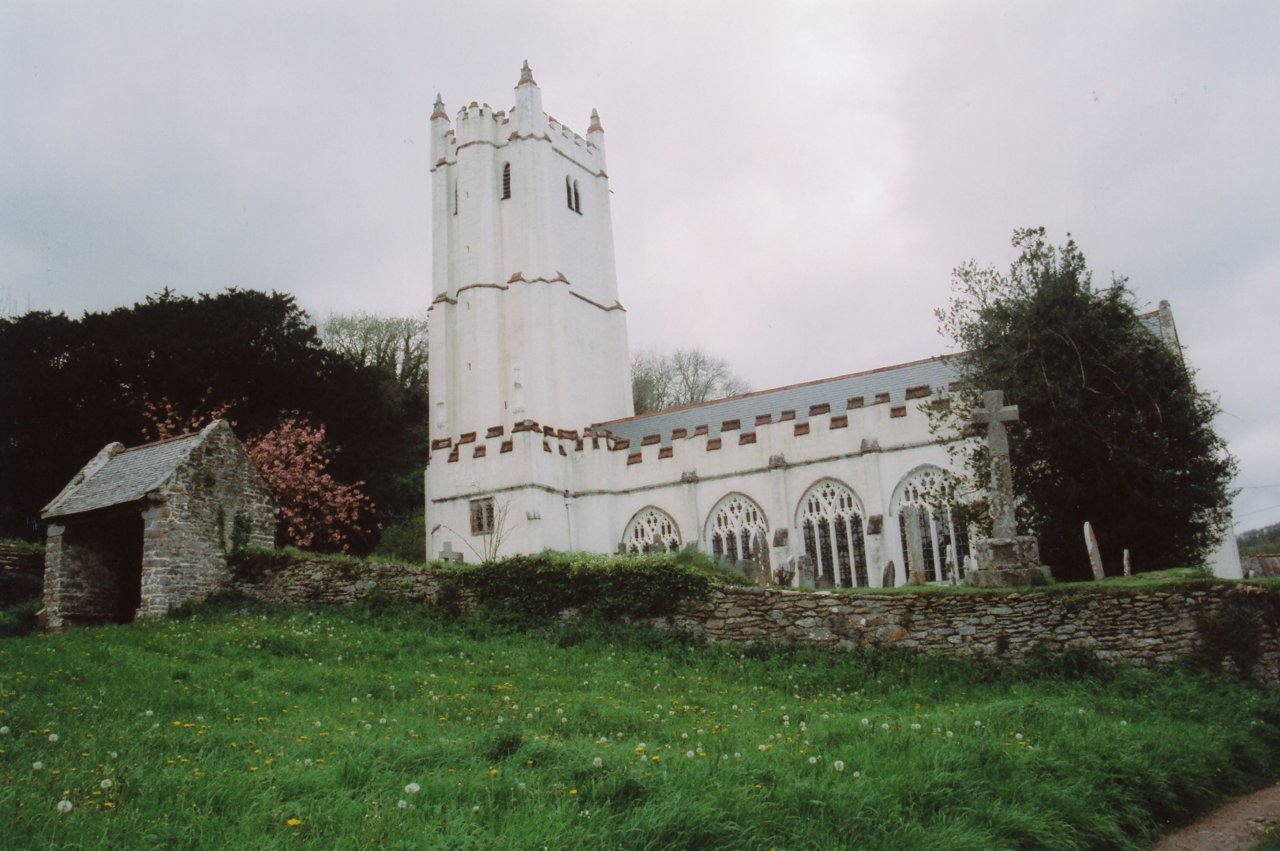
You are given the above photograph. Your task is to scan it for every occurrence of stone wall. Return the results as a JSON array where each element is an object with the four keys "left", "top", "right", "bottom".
[
  {"left": 236, "top": 556, "right": 1280, "bottom": 683},
  {"left": 139, "top": 421, "right": 276, "bottom": 617},
  {"left": 0, "top": 541, "right": 44, "bottom": 603},
  {"left": 1244, "top": 555, "right": 1280, "bottom": 578}
]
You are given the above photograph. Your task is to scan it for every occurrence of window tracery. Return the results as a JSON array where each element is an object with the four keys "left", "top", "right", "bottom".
[
  {"left": 706, "top": 494, "right": 770, "bottom": 576},
  {"left": 894, "top": 468, "right": 970, "bottom": 583},
  {"left": 797, "top": 479, "right": 869, "bottom": 587},
  {"left": 622, "top": 507, "right": 681, "bottom": 553}
]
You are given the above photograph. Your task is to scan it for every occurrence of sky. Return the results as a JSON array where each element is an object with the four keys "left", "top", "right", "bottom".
[{"left": 2, "top": 1, "right": 1278, "bottom": 533}]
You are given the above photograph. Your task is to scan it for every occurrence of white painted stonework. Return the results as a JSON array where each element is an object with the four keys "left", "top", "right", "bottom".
[{"left": 424, "top": 64, "right": 1240, "bottom": 584}]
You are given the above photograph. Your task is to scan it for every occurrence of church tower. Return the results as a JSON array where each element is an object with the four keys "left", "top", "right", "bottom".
[{"left": 427, "top": 61, "right": 633, "bottom": 445}]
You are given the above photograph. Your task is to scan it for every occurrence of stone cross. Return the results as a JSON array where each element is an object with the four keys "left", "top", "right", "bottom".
[
  {"left": 971, "top": 390, "right": 1021, "bottom": 539},
  {"left": 438, "top": 541, "right": 464, "bottom": 564}
]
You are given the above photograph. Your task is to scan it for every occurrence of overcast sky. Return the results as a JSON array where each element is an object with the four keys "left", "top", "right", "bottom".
[{"left": 3, "top": 1, "right": 1278, "bottom": 533}]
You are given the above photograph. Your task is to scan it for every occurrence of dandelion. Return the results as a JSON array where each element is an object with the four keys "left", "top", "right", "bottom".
[
  {"left": 946, "top": 730, "right": 954, "bottom": 739},
  {"left": 861, "top": 718, "right": 870, "bottom": 726},
  {"left": 974, "top": 720, "right": 983, "bottom": 728},
  {"left": 734, "top": 752, "right": 742, "bottom": 760},
  {"left": 109, "top": 751, "right": 117, "bottom": 759},
  {"left": 1120, "top": 720, "right": 1128, "bottom": 727},
  {"left": 33, "top": 761, "right": 43, "bottom": 770},
  {"left": 57, "top": 799, "right": 73, "bottom": 813},
  {"left": 48, "top": 733, "right": 59, "bottom": 743},
  {"left": 910, "top": 723, "right": 921, "bottom": 731},
  {"left": 0, "top": 726, "right": 8, "bottom": 734},
  {"left": 569, "top": 789, "right": 578, "bottom": 797},
  {"left": 853, "top": 770, "right": 862, "bottom": 778},
  {"left": 100, "top": 779, "right": 113, "bottom": 790},
  {"left": 686, "top": 750, "right": 695, "bottom": 759},
  {"left": 1015, "top": 733, "right": 1024, "bottom": 741},
  {"left": 808, "top": 756, "right": 818, "bottom": 765},
  {"left": 405, "top": 782, "right": 421, "bottom": 794},
  {"left": 397, "top": 799, "right": 407, "bottom": 809},
  {"left": 593, "top": 757, "right": 603, "bottom": 768},
  {"left": 880, "top": 723, "right": 890, "bottom": 731},
  {"left": 287, "top": 818, "right": 301, "bottom": 826},
  {"left": 144, "top": 710, "right": 154, "bottom": 717},
  {"left": 758, "top": 744, "right": 767, "bottom": 752},
  {"left": 833, "top": 760, "right": 845, "bottom": 772}
]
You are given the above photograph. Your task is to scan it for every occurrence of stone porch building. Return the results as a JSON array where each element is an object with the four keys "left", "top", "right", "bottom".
[{"left": 41, "top": 420, "right": 275, "bottom": 628}]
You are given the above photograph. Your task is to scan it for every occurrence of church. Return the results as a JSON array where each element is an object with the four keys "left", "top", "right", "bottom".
[{"left": 423, "top": 63, "right": 1241, "bottom": 585}]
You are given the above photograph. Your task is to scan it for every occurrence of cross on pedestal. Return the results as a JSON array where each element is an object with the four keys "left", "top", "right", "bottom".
[{"left": 971, "top": 390, "right": 1021, "bottom": 539}]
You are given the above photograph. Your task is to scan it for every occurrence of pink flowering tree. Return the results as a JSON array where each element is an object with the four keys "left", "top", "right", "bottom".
[
  {"left": 140, "top": 399, "right": 378, "bottom": 552},
  {"left": 246, "top": 417, "right": 377, "bottom": 552}
]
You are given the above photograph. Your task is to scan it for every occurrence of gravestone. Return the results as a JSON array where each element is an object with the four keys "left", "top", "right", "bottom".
[
  {"left": 901, "top": 504, "right": 926, "bottom": 582},
  {"left": 438, "top": 542, "right": 464, "bottom": 564},
  {"left": 1083, "top": 522, "right": 1105, "bottom": 580},
  {"left": 882, "top": 560, "right": 897, "bottom": 588},
  {"left": 1123, "top": 548, "right": 1132, "bottom": 577},
  {"left": 797, "top": 554, "right": 816, "bottom": 590},
  {"left": 968, "top": 390, "right": 1049, "bottom": 587}
]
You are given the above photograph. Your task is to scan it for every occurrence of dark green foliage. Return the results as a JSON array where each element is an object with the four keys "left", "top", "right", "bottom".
[
  {"left": 0, "top": 598, "right": 41, "bottom": 637},
  {"left": 0, "top": 289, "right": 426, "bottom": 549},
  {"left": 228, "top": 511, "right": 252, "bottom": 556},
  {"left": 372, "top": 508, "right": 426, "bottom": 563},
  {"left": 935, "top": 229, "right": 1235, "bottom": 579},
  {"left": 442, "top": 551, "right": 713, "bottom": 623},
  {"left": 1240, "top": 521, "right": 1280, "bottom": 556},
  {"left": 1194, "top": 591, "right": 1280, "bottom": 677}
]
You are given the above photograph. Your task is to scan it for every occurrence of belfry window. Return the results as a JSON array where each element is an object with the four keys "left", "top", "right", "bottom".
[
  {"left": 501, "top": 163, "right": 511, "bottom": 199},
  {"left": 565, "top": 176, "right": 574, "bottom": 210},
  {"left": 797, "top": 479, "right": 869, "bottom": 588},
  {"left": 572, "top": 179, "right": 581, "bottom": 213}
]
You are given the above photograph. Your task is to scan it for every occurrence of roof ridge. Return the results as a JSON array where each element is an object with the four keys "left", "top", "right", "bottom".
[{"left": 595, "top": 353, "right": 959, "bottom": 428}]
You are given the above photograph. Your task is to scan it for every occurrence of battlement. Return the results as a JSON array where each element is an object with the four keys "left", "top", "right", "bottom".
[
  {"left": 430, "top": 63, "right": 605, "bottom": 174},
  {"left": 427, "top": 383, "right": 951, "bottom": 491}
]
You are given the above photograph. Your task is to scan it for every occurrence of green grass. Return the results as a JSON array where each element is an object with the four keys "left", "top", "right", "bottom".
[{"left": 2, "top": 600, "right": 1279, "bottom": 850}]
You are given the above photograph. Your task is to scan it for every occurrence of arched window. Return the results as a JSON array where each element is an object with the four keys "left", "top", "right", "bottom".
[
  {"left": 573, "top": 179, "right": 581, "bottom": 213},
  {"left": 622, "top": 507, "right": 681, "bottom": 553},
  {"left": 796, "top": 479, "right": 869, "bottom": 587},
  {"left": 893, "top": 467, "right": 970, "bottom": 583},
  {"left": 566, "top": 176, "right": 574, "bottom": 210},
  {"left": 501, "top": 163, "right": 511, "bottom": 199},
  {"left": 706, "top": 494, "right": 770, "bottom": 577}
]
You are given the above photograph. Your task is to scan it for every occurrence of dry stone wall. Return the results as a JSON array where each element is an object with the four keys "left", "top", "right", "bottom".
[
  {"left": 235, "top": 556, "right": 1280, "bottom": 683},
  {"left": 1244, "top": 556, "right": 1280, "bottom": 578},
  {"left": 0, "top": 542, "right": 44, "bottom": 603}
]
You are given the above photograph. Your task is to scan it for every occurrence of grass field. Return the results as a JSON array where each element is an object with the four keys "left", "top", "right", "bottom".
[{"left": 2, "top": 598, "right": 1278, "bottom": 850}]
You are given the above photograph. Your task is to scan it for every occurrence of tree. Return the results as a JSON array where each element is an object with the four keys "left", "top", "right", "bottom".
[
  {"left": 320, "top": 312, "right": 429, "bottom": 395},
  {"left": 631, "top": 349, "right": 749, "bottom": 414},
  {"left": 0, "top": 290, "right": 422, "bottom": 546},
  {"left": 933, "top": 228, "right": 1235, "bottom": 579}
]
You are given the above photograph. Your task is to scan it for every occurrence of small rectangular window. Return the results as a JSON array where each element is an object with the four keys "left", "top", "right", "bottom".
[
  {"left": 501, "top": 163, "right": 511, "bottom": 200},
  {"left": 470, "top": 498, "right": 495, "bottom": 535}
]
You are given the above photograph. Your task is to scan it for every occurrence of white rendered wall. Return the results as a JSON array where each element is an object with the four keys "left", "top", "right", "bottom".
[{"left": 427, "top": 69, "right": 632, "bottom": 448}]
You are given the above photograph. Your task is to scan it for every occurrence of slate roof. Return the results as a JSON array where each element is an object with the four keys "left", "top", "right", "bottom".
[
  {"left": 594, "top": 355, "right": 962, "bottom": 446},
  {"left": 42, "top": 430, "right": 205, "bottom": 519}
]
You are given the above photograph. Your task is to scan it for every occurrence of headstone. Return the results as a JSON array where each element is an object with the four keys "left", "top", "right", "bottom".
[
  {"left": 438, "top": 541, "right": 464, "bottom": 564},
  {"left": 882, "top": 560, "right": 896, "bottom": 588},
  {"left": 963, "top": 554, "right": 977, "bottom": 579},
  {"left": 967, "top": 390, "right": 1049, "bottom": 587},
  {"left": 1083, "top": 521, "right": 1105, "bottom": 581},
  {"left": 902, "top": 505, "right": 926, "bottom": 581},
  {"left": 945, "top": 544, "right": 958, "bottom": 585},
  {"left": 797, "top": 554, "right": 816, "bottom": 590},
  {"left": 1123, "top": 548, "right": 1132, "bottom": 577}
]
